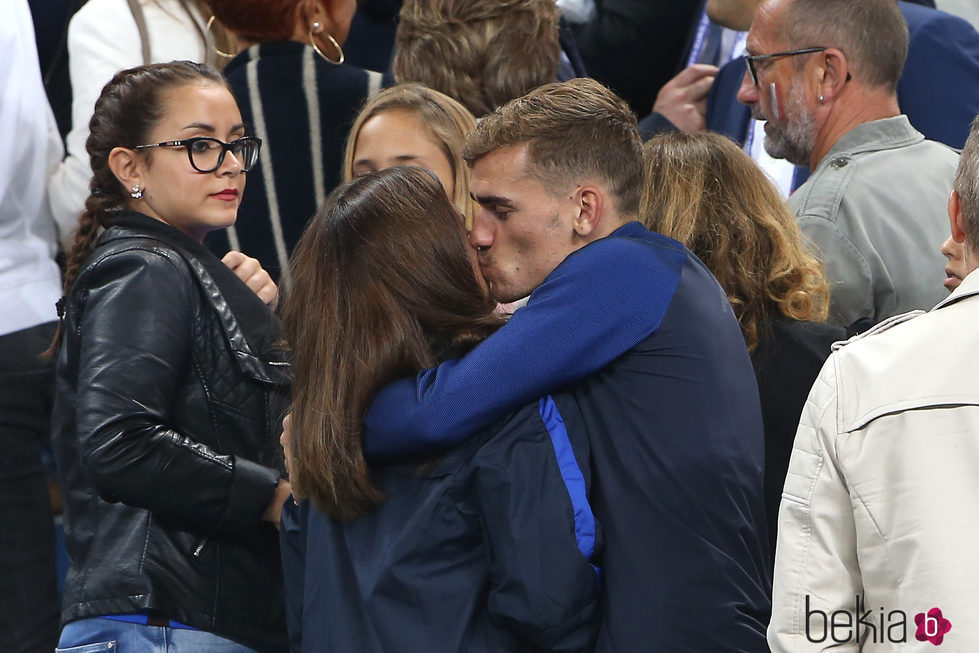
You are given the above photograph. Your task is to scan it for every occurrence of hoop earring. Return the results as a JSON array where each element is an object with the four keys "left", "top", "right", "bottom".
[
  {"left": 309, "top": 25, "right": 344, "bottom": 65},
  {"left": 206, "top": 15, "right": 236, "bottom": 59},
  {"left": 130, "top": 185, "right": 143, "bottom": 199}
]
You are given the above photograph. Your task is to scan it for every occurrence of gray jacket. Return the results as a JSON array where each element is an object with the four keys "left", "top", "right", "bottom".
[{"left": 789, "top": 115, "right": 958, "bottom": 325}]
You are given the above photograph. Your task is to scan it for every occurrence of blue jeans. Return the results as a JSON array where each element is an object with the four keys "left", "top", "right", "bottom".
[{"left": 57, "top": 618, "right": 260, "bottom": 652}]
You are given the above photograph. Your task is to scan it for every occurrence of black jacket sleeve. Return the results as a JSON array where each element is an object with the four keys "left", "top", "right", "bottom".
[{"left": 73, "top": 247, "right": 279, "bottom": 532}]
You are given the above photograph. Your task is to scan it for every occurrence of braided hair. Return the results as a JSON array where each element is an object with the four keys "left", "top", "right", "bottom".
[{"left": 49, "top": 61, "right": 228, "bottom": 355}]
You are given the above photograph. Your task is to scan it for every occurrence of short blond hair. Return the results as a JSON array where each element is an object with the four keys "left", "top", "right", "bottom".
[
  {"left": 393, "top": 0, "right": 560, "bottom": 117},
  {"left": 464, "top": 78, "right": 643, "bottom": 218}
]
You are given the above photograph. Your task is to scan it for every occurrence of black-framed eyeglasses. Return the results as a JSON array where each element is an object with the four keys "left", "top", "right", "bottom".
[
  {"left": 132, "top": 136, "right": 262, "bottom": 173},
  {"left": 744, "top": 47, "right": 827, "bottom": 86}
]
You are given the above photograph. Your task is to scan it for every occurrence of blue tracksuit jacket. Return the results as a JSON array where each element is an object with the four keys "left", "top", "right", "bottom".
[
  {"left": 364, "top": 221, "right": 772, "bottom": 652},
  {"left": 281, "top": 395, "right": 601, "bottom": 652}
]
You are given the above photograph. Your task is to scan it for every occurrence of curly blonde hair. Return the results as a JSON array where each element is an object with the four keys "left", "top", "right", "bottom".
[{"left": 641, "top": 131, "right": 829, "bottom": 352}]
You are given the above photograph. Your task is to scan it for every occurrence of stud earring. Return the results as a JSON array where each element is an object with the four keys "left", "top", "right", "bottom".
[
  {"left": 130, "top": 185, "right": 143, "bottom": 199},
  {"left": 818, "top": 95, "right": 824, "bottom": 102}
]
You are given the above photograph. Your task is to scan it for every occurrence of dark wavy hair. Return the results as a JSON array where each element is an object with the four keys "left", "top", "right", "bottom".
[{"left": 281, "top": 166, "right": 503, "bottom": 520}]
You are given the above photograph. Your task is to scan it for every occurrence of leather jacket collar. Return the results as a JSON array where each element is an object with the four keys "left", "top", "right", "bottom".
[{"left": 101, "top": 211, "right": 290, "bottom": 385}]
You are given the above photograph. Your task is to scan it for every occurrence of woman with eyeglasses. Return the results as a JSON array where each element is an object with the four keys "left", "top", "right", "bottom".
[
  {"left": 48, "top": 0, "right": 237, "bottom": 245},
  {"left": 49, "top": 61, "right": 291, "bottom": 653}
]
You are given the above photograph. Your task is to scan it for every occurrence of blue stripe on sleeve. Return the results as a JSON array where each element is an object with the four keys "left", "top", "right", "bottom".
[{"left": 538, "top": 396, "right": 596, "bottom": 560}]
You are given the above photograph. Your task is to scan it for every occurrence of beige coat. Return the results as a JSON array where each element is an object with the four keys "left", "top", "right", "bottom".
[{"left": 769, "top": 271, "right": 979, "bottom": 651}]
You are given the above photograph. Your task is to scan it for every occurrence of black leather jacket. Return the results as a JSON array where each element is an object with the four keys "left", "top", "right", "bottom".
[{"left": 51, "top": 212, "right": 291, "bottom": 652}]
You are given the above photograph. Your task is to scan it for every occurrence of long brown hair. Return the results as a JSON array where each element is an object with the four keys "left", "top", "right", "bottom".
[
  {"left": 281, "top": 166, "right": 502, "bottom": 520},
  {"left": 641, "top": 131, "right": 829, "bottom": 352}
]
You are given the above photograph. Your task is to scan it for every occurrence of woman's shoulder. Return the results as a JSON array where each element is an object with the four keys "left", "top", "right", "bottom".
[
  {"left": 73, "top": 212, "right": 199, "bottom": 288},
  {"left": 95, "top": 221, "right": 185, "bottom": 262},
  {"left": 76, "top": 227, "right": 193, "bottom": 295}
]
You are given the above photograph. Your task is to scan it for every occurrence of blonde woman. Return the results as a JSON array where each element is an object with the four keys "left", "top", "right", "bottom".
[
  {"left": 641, "top": 130, "right": 853, "bottom": 559},
  {"left": 343, "top": 82, "right": 479, "bottom": 226}
]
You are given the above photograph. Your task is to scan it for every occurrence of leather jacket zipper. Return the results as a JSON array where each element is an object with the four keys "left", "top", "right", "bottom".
[{"left": 193, "top": 537, "right": 208, "bottom": 557}]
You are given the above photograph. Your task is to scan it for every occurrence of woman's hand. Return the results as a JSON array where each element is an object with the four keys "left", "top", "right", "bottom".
[
  {"left": 279, "top": 413, "right": 301, "bottom": 505},
  {"left": 280, "top": 413, "right": 295, "bottom": 479},
  {"left": 222, "top": 250, "right": 279, "bottom": 309},
  {"left": 262, "top": 478, "right": 293, "bottom": 529}
]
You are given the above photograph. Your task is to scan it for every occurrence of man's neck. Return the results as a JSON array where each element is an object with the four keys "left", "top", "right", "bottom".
[
  {"left": 593, "top": 214, "right": 633, "bottom": 239},
  {"left": 809, "top": 91, "right": 901, "bottom": 169}
]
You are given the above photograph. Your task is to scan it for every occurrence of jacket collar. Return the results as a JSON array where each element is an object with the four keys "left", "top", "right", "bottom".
[
  {"left": 820, "top": 115, "right": 923, "bottom": 163},
  {"left": 934, "top": 268, "right": 979, "bottom": 311},
  {"left": 223, "top": 41, "right": 312, "bottom": 77},
  {"left": 101, "top": 211, "right": 289, "bottom": 384}
]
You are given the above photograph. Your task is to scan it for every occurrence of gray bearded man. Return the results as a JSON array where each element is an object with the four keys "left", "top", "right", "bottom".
[{"left": 737, "top": 0, "right": 958, "bottom": 326}]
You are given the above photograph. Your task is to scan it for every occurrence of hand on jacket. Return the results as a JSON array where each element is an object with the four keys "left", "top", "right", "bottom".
[
  {"left": 222, "top": 251, "right": 279, "bottom": 309},
  {"left": 263, "top": 479, "right": 293, "bottom": 529},
  {"left": 280, "top": 413, "right": 295, "bottom": 480},
  {"left": 279, "top": 413, "right": 301, "bottom": 506},
  {"left": 652, "top": 64, "right": 718, "bottom": 132}
]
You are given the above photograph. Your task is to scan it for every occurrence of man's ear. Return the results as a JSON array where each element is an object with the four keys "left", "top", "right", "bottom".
[
  {"left": 108, "top": 146, "right": 143, "bottom": 193},
  {"left": 949, "top": 189, "right": 967, "bottom": 244},
  {"left": 573, "top": 185, "right": 604, "bottom": 237},
  {"left": 815, "top": 47, "right": 849, "bottom": 102}
]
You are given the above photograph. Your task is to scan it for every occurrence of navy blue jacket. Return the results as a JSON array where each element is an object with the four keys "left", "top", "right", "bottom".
[
  {"left": 365, "top": 222, "right": 772, "bottom": 652},
  {"left": 282, "top": 395, "right": 601, "bottom": 653},
  {"left": 707, "top": 2, "right": 979, "bottom": 152}
]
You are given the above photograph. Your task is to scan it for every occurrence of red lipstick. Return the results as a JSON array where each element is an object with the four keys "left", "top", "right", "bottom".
[{"left": 211, "top": 188, "right": 239, "bottom": 201}]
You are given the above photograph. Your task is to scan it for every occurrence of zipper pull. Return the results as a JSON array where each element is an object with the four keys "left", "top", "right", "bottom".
[{"left": 193, "top": 537, "right": 208, "bottom": 557}]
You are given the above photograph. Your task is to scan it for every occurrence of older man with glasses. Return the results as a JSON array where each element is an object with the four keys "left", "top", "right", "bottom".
[
  {"left": 735, "top": 0, "right": 958, "bottom": 328},
  {"left": 696, "top": 0, "right": 979, "bottom": 199}
]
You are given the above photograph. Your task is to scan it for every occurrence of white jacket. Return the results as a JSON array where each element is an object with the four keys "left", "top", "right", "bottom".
[
  {"left": 769, "top": 271, "right": 979, "bottom": 651},
  {"left": 1, "top": 0, "right": 63, "bottom": 335}
]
